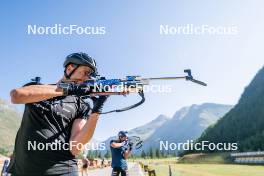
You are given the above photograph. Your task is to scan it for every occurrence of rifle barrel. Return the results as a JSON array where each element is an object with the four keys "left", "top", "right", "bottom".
[{"left": 142, "top": 76, "right": 186, "bottom": 81}]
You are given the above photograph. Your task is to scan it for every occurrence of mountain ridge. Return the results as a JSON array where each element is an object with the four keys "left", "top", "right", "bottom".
[{"left": 197, "top": 66, "right": 264, "bottom": 152}]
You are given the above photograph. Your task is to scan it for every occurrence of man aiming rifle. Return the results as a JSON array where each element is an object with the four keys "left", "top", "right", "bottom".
[
  {"left": 110, "top": 131, "right": 133, "bottom": 176},
  {"left": 8, "top": 52, "right": 108, "bottom": 175}
]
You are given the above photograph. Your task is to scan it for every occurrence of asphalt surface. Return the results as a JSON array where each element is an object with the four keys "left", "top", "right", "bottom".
[{"left": 81, "top": 162, "right": 146, "bottom": 176}]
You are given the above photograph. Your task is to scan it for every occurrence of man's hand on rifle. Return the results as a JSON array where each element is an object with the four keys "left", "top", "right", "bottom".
[
  {"left": 91, "top": 96, "right": 108, "bottom": 114},
  {"left": 58, "top": 82, "right": 92, "bottom": 96},
  {"left": 121, "top": 140, "right": 133, "bottom": 151},
  {"left": 128, "top": 141, "right": 133, "bottom": 151}
]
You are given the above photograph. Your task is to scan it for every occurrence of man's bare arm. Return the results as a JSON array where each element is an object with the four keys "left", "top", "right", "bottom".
[
  {"left": 110, "top": 141, "right": 130, "bottom": 158},
  {"left": 69, "top": 113, "right": 99, "bottom": 156},
  {"left": 69, "top": 96, "right": 107, "bottom": 156},
  {"left": 124, "top": 150, "right": 131, "bottom": 159},
  {"left": 10, "top": 85, "right": 63, "bottom": 104},
  {"left": 111, "top": 142, "right": 123, "bottom": 148}
]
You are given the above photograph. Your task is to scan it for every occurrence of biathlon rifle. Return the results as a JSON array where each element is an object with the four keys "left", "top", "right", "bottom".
[{"left": 33, "top": 69, "right": 207, "bottom": 114}]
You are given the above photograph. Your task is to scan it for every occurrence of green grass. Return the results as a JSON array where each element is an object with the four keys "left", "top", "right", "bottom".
[
  {"left": 131, "top": 157, "right": 177, "bottom": 165},
  {"left": 133, "top": 155, "right": 264, "bottom": 176},
  {"left": 154, "top": 164, "right": 264, "bottom": 176},
  {"left": 177, "top": 153, "right": 231, "bottom": 164}
]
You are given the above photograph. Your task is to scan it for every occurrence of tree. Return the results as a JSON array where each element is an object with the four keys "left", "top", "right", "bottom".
[
  {"left": 98, "top": 151, "right": 102, "bottom": 158},
  {"left": 155, "top": 148, "right": 160, "bottom": 158},
  {"left": 104, "top": 150, "right": 111, "bottom": 159},
  {"left": 160, "top": 150, "right": 165, "bottom": 158},
  {"left": 149, "top": 147, "right": 154, "bottom": 159},
  {"left": 141, "top": 150, "right": 146, "bottom": 159},
  {"left": 0, "top": 148, "right": 8, "bottom": 156}
]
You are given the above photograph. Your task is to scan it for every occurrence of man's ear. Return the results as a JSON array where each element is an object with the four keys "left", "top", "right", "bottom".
[
  {"left": 66, "top": 64, "right": 76, "bottom": 73},
  {"left": 66, "top": 64, "right": 71, "bottom": 72}
]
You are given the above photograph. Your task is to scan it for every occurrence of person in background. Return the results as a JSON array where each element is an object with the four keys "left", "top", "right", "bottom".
[{"left": 110, "top": 131, "right": 133, "bottom": 176}]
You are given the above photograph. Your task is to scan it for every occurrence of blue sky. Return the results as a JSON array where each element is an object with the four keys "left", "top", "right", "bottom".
[{"left": 1, "top": 0, "right": 264, "bottom": 140}]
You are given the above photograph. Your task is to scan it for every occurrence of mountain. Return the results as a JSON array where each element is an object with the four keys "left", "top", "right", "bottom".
[
  {"left": 126, "top": 115, "right": 170, "bottom": 141},
  {"left": 197, "top": 66, "right": 264, "bottom": 152},
  {"left": 0, "top": 99, "right": 22, "bottom": 154},
  {"left": 101, "top": 115, "right": 169, "bottom": 154},
  {"left": 141, "top": 103, "right": 233, "bottom": 152}
]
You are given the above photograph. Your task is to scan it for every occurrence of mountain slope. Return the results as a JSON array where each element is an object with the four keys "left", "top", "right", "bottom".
[
  {"left": 127, "top": 115, "right": 170, "bottom": 141},
  {"left": 142, "top": 103, "right": 233, "bottom": 151},
  {"left": 101, "top": 115, "right": 169, "bottom": 152},
  {"left": 0, "top": 99, "right": 21, "bottom": 154},
  {"left": 198, "top": 66, "right": 264, "bottom": 151}
]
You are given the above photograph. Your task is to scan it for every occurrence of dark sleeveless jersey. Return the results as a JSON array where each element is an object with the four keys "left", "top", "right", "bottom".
[{"left": 8, "top": 82, "right": 90, "bottom": 175}]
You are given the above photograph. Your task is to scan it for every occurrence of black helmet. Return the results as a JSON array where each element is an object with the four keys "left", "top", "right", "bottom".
[
  {"left": 64, "top": 52, "right": 98, "bottom": 78},
  {"left": 118, "top": 131, "right": 128, "bottom": 138}
]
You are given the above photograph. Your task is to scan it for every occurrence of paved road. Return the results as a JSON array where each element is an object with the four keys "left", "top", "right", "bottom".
[
  {"left": 84, "top": 166, "right": 112, "bottom": 176},
  {"left": 82, "top": 162, "right": 146, "bottom": 176},
  {"left": 128, "top": 162, "right": 146, "bottom": 176}
]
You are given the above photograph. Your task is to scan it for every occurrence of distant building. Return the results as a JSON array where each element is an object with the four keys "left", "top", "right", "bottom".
[{"left": 231, "top": 151, "right": 264, "bottom": 164}]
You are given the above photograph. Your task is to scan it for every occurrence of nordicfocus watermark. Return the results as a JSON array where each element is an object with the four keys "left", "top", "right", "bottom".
[
  {"left": 160, "top": 24, "right": 238, "bottom": 36},
  {"left": 160, "top": 140, "right": 238, "bottom": 151},
  {"left": 27, "top": 24, "right": 106, "bottom": 35},
  {"left": 27, "top": 140, "right": 106, "bottom": 151},
  {"left": 89, "top": 83, "right": 173, "bottom": 93}
]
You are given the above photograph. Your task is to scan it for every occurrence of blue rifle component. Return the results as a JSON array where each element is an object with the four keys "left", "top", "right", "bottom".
[{"left": 48, "top": 69, "right": 207, "bottom": 114}]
